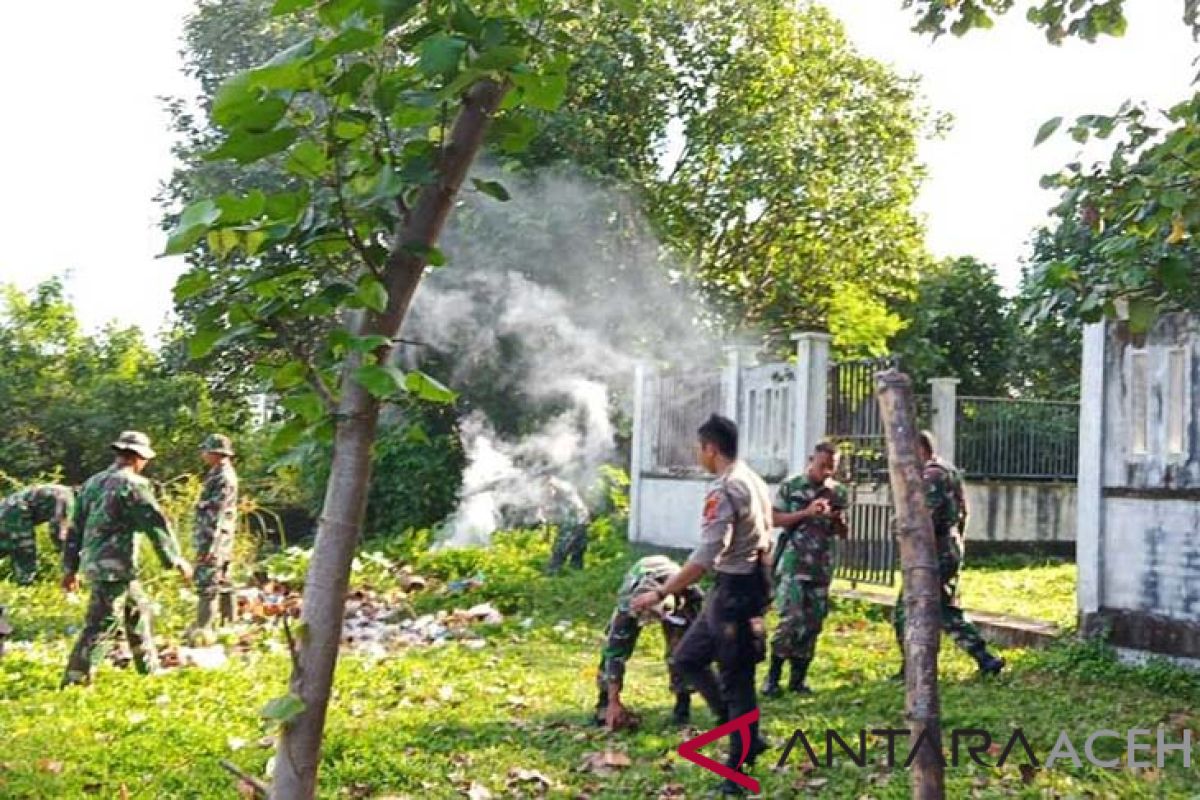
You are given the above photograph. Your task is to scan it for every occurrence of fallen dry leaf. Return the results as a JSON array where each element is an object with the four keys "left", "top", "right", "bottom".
[
  {"left": 657, "top": 784, "right": 686, "bottom": 799},
  {"left": 464, "top": 782, "right": 492, "bottom": 800},
  {"left": 1019, "top": 764, "right": 1038, "bottom": 785},
  {"left": 579, "top": 750, "right": 632, "bottom": 775},
  {"left": 37, "top": 760, "right": 64, "bottom": 775}
]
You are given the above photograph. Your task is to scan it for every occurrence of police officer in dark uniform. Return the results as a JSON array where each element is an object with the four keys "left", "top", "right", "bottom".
[{"left": 631, "top": 414, "right": 774, "bottom": 795}]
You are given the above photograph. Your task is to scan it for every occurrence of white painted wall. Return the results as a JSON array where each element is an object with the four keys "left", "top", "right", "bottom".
[
  {"left": 1101, "top": 498, "right": 1200, "bottom": 620},
  {"left": 964, "top": 481, "right": 1076, "bottom": 543}
]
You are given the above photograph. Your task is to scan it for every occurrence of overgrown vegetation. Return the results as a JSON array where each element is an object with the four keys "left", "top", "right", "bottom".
[{"left": 4, "top": 535, "right": 1196, "bottom": 798}]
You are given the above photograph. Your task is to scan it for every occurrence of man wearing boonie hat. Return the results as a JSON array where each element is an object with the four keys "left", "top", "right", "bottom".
[
  {"left": 61, "top": 431, "right": 193, "bottom": 686},
  {"left": 188, "top": 434, "right": 240, "bottom": 644},
  {"left": 593, "top": 555, "right": 704, "bottom": 730}
]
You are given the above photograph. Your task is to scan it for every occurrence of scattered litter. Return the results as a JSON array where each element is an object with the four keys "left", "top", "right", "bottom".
[
  {"left": 447, "top": 573, "right": 486, "bottom": 594},
  {"left": 177, "top": 645, "right": 229, "bottom": 670}
]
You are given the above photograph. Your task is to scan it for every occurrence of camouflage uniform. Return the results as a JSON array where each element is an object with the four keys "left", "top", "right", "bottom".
[
  {"left": 0, "top": 484, "right": 74, "bottom": 585},
  {"left": 594, "top": 555, "right": 704, "bottom": 723},
  {"left": 545, "top": 478, "right": 590, "bottom": 574},
  {"left": 770, "top": 475, "right": 849, "bottom": 662},
  {"left": 893, "top": 456, "right": 1000, "bottom": 671},
  {"left": 62, "top": 462, "right": 184, "bottom": 686},
  {"left": 192, "top": 437, "right": 239, "bottom": 634}
]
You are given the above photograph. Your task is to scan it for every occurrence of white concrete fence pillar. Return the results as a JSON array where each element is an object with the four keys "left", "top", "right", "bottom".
[
  {"left": 790, "top": 332, "right": 832, "bottom": 475},
  {"left": 629, "top": 361, "right": 654, "bottom": 543},
  {"left": 1076, "top": 322, "right": 1108, "bottom": 621},
  {"left": 930, "top": 377, "right": 960, "bottom": 465}
]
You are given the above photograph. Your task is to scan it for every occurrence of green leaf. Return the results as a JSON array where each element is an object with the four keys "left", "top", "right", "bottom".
[
  {"left": 216, "top": 191, "right": 267, "bottom": 224},
  {"left": 373, "top": 0, "right": 420, "bottom": 30},
  {"left": 451, "top": 0, "right": 483, "bottom": 36},
  {"left": 1127, "top": 297, "right": 1157, "bottom": 333},
  {"left": 419, "top": 34, "right": 468, "bottom": 78},
  {"left": 401, "top": 241, "right": 447, "bottom": 266},
  {"left": 471, "top": 178, "right": 510, "bottom": 202},
  {"left": 272, "top": 361, "right": 309, "bottom": 390},
  {"left": 489, "top": 113, "right": 536, "bottom": 154},
  {"left": 327, "top": 61, "right": 375, "bottom": 96},
  {"left": 354, "top": 363, "right": 407, "bottom": 398},
  {"left": 311, "top": 26, "right": 380, "bottom": 62},
  {"left": 174, "top": 270, "right": 214, "bottom": 302},
  {"left": 405, "top": 370, "right": 457, "bottom": 403},
  {"left": 356, "top": 277, "right": 389, "bottom": 313},
  {"left": 206, "top": 127, "right": 300, "bottom": 165},
  {"left": 282, "top": 393, "right": 326, "bottom": 429},
  {"left": 318, "top": 0, "right": 366, "bottom": 27},
  {"left": 286, "top": 140, "right": 329, "bottom": 177},
  {"left": 473, "top": 45, "right": 526, "bottom": 71},
  {"left": 333, "top": 112, "right": 371, "bottom": 140},
  {"left": 272, "top": 417, "right": 309, "bottom": 451},
  {"left": 272, "top": 0, "right": 317, "bottom": 14},
  {"left": 1034, "top": 116, "right": 1063, "bottom": 147},
  {"left": 188, "top": 326, "right": 224, "bottom": 360},
  {"left": 513, "top": 72, "right": 567, "bottom": 111},
  {"left": 1160, "top": 256, "right": 1193, "bottom": 293},
  {"left": 165, "top": 200, "right": 222, "bottom": 255},
  {"left": 350, "top": 334, "right": 391, "bottom": 352},
  {"left": 206, "top": 228, "right": 241, "bottom": 260}
]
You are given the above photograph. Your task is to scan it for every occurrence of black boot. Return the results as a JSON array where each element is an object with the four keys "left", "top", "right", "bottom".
[
  {"left": 788, "top": 658, "right": 813, "bottom": 695},
  {"left": 716, "top": 776, "right": 747, "bottom": 796},
  {"left": 671, "top": 692, "right": 691, "bottom": 726},
  {"left": 976, "top": 651, "right": 1005, "bottom": 676},
  {"left": 593, "top": 686, "right": 608, "bottom": 726},
  {"left": 760, "top": 656, "right": 784, "bottom": 698}
]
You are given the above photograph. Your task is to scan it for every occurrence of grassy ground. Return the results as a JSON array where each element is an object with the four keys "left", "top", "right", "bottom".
[
  {"left": 832, "top": 555, "right": 1079, "bottom": 629},
  {"left": 1, "top": 531, "right": 1197, "bottom": 799}
]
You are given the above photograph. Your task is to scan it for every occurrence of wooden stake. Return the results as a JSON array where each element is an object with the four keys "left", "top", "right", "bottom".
[{"left": 875, "top": 369, "right": 945, "bottom": 800}]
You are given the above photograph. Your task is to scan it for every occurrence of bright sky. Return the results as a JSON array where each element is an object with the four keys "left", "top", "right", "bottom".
[{"left": 0, "top": 2, "right": 1196, "bottom": 336}]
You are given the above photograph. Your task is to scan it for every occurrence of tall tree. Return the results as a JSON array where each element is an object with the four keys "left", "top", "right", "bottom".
[
  {"left": 890, "top": 257, "right": 1016, "bottom": 396},
  {"left": 162, "top": 2, "right": 576, "bottom": 796},
  {"left": 900, "top": 0, "right": 1200, "bottom": 330}
]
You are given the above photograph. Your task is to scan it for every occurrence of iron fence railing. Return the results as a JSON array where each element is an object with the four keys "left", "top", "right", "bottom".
[
  {"left": 827, "top": 356, "right": 898, "bottom": 485},
  {"left": 955, "top": 396, "right": 1079, "bottom": 481},
  {"left": 834, "top": 495, "right": 898, "bottom": 587},
  {"left": 647, "top": 371, "right": 725, "bottom": 475}
]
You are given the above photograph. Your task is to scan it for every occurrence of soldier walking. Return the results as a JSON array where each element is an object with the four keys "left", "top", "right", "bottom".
[
  {"left": 188, "top": 434, "right": 239, "bottom": 644},
  {"left": 631, "top": 414, "right": 773, "bottom": 796},
  {"left": 544, "top": 476, "right": 590, "bottom": 574},
  {"left": 892, "top": 431, "right": 1003, "bottom": 677},
  {"left": 61, "top": 431, "right": 192, "bottom": 686},
  {"left": 762, "top": 442, "right": 849, "bottom": 697},
  {"left": 594, "top": 554, "right": 704, "bottom": 730},
  {"left": 0, "top": 483, "right": 74, "bottom": 585}
]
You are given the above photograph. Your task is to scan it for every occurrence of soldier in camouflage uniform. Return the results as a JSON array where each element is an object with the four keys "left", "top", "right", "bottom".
[
  {"left": 892, "top": 431, "right": 1003, "bottom": 677},
  {"left": 594, "top": 555, "right": 705, "bottom": 729},
  {"left": 762, "top": 442, "right": 849, "bottom": 697},
  {"left": 188, "top": 434, "right": 240, "bottom": 643},
  {"left": 61, "top": 432, "right": 193, "bottom": 687},
  {"left": 0, "top": 484, "right": 74, "bottom": 585},
  {"left": 544, "top": 476, "right": 590, "bottom": 574}
]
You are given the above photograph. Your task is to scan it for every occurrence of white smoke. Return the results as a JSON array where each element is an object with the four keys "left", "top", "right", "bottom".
[{"left": 406, "top": 168, "right": 714, "bottom": 546}]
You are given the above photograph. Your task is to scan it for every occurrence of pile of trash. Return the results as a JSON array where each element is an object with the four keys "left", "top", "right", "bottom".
[{"left": 343, "top": 593, "right": 504, "bottom": 656}]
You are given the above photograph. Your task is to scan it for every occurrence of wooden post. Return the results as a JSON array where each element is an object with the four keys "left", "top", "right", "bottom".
[{"left": 875, "top": 369, "right": 945, "bottom": 800}]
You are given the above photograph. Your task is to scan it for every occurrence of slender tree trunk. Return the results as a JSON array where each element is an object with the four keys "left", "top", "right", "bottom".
[
  {"left": 270, "top": 79, "right": 509, "bottom": 800},
  {"left": 875, "top": 369, "right": 945, "bottom": 800}
]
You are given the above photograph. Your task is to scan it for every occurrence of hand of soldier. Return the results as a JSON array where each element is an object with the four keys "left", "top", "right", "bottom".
[
  {"left": 176, "top": 560, "right": 195, "bottom": 585},
  {"left": 62, "top": 573, "right": 79, "bottom": 594},
  {"left": 629, "top": 591, "right": 659, "bottom": 615},
  {"left": 804, "top": 498, "right": 832, "bottom": 518},
  {"left": 605, "top": 698, "right": 634, "bottom": 731}
]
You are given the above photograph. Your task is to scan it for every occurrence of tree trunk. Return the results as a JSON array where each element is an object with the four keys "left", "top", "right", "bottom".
[
  {"left": 875, "top": 369, "right": 945, "bottom": 800},
  {"left": 270, "top": 78, "right": 509, "bottom": 800}
]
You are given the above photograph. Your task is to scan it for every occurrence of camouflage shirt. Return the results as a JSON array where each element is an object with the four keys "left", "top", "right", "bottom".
[
  {"left": 194, "top": 460, "right": 239, "bottom": 564},
  {"left": 614, "top": 555, "right": 704, "bottom": 620},
  {"left": 0, "top": 484, "right": 74, "bottom": 542},
  {"left": 63, "top": 465, "right": 182, "bottom": 582},
  {"left": 543, "top": 479, "right": 590, "bottom": 528},
  {"left": 923, "top": 456, "right": 967, "bottom": 537},
  {"left": 772, "top": 474, "right": 850, "bottom": 584}
]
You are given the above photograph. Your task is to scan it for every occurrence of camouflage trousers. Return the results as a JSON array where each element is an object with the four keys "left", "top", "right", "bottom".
[
  {"left": 596, "top": 612, "right": 690, "bottom": 700},
  {"left": 63, "top": 580, "right": 158, "bottom": 686},
  {"left": 0, "top": 528, "right": 38, "bottom": 586},
  {"left": 770, "top": 574, "right": 830, "bottom": 662},
  {"left": 194, "top": 557, "right": 234, "bottom": 630},
  {"left": 547, "top": 524, "right": 588, "bottom": 573},
  {"left": 892, "top": 534, "right": 987, "bottom": 656}
]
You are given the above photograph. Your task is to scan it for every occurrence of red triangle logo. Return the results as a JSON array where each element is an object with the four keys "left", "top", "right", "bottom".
[{"left": 677, "top": 708, "right": 762, "bottom": 793}]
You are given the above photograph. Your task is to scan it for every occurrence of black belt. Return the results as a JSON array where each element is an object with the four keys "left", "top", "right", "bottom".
[{"left": 714, "top": 571, "right": 762, "bottom": 591}]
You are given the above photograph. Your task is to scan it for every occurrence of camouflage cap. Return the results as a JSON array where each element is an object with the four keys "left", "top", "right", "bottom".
[
  {"left": 200, "top": 433, "right": 235, "bottom": 456},
  {"left": 111, "top": 430, "right": 156, "bottom": 460}
]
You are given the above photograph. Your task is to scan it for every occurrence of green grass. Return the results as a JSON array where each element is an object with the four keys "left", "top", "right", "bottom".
[
  {"left": 834, "top": 554, "right": 1078, "bottom": 629},
  {"left": 1, "top": 532, "right": 1197, "bottom": 799}
]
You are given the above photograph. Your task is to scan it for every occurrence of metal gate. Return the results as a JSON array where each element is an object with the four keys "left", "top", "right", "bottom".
[{"left": 826, "top": 356, "right": 898, "bottom": 587}]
